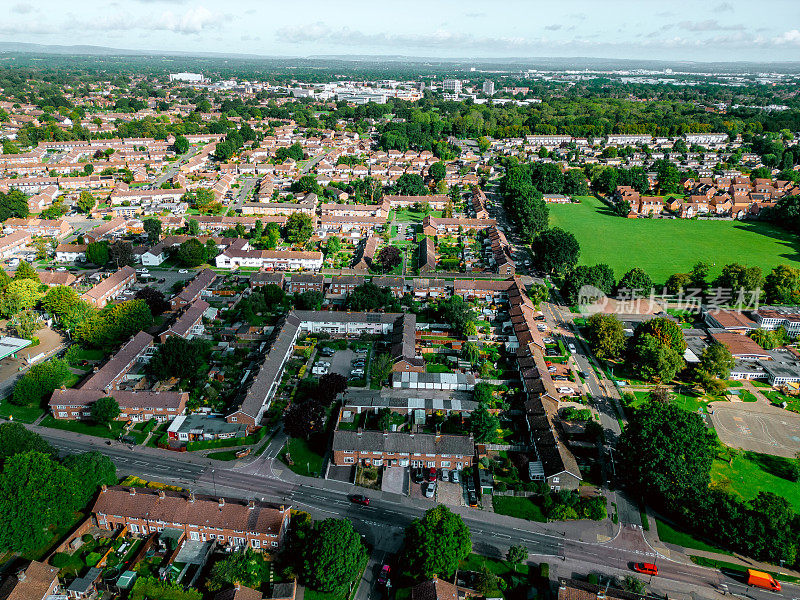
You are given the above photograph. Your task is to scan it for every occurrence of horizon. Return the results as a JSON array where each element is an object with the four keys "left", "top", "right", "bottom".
[{"left": 2, "top": 0, "right": 800, "bottom": 63}]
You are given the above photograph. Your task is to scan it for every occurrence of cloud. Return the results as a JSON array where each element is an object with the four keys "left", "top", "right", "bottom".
[
  {"left": 774, "top": 30, "right": 800, "bottom": 45},
  {"left": 544, "top": 24, "right": 562, "bottom": 31},
  {"left": 10, "top": 3, "right": 33, "bottom": 14},
  {"left": 713, "top": 2, "right": 734, "bottom": 12},
  {"left": 464, "top": 12, "right": 485, "bottom": 18},
  {"left": 0, "top": 21, "right": 55, "bottom": 34},
  {"left": 676, "top": 19, "right": 745, "bottom": 32},
  {"left": 160, "top": 6, "right": 216, "bottom": 34}
]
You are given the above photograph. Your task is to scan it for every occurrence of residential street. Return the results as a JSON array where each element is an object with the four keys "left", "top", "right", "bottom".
[{"left": 30, "top": 424, "right": 800, "bottom": 600}]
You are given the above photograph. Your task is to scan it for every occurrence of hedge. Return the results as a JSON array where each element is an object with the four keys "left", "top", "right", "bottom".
[{"left": 185, "top": 425, "right": 268, "bottom": 451}]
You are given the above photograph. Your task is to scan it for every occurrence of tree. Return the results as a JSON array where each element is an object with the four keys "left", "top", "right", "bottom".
[
  {"left": 616, "top": 268, "right": 653, "bottom": 297},
  {"left": 86, "top": 241, "right": 109, "bottom": 265},
  {"left": 631, "top": 317, "right": 686, "bottom": 354},
  {"left": 0, "top": 278, "right": 43, "bottom": 318},
  {"left": 700, "top": 342, "right": 735, "bottom": 379},
  {"left": 263, "top": 222, "right": 281, "bottom": 249},
  {"left": 317, "top": 373, "right": 347, "bottom": 405},
  {"left": 143, "top": 218, "right": 162, "bottom": 244},
  {"left": 283, "top": 400, "right": 326, "bottom": 440},
  {"left": 376, "top": 246, "right": 401, "bottom": 272},
  {"left": 0, "top": 452, "right": 80, "bottom": 554},
  {"left": 394, "top": 173, "right": 427, "bottom": 196},
  {"left": 0, "top": 190, "right": 29, "bottom": 220},
  {"left": 688, "top": 262, "right": 710, "bottom": 294},
  {"left": 371, "top": 352, "right": 394, "bottom": 386},
  {"left": 109, "top": 241, "right": 133, "bottom": 268},
  {"left": 622, "top": 576, "right": 646, "bottom": 594},
  {"left": 346, "top": 283, "right": 394, "bottom": 312},
  {"left": 665, "top": 272, "right": 691, "bottom": 295},
  {"left": 507, "top": 545, "right": 528, "bottom": 572},
  {"left": 764, "top": 265, "right": 800, "bottom": 305},
  {"left": 131, "top": 577, "right": 201, "bottom": 600},
  {"left": 403, "top": 505, "right": 471, "bottom": 580},
  {"left": 290, "top": 174, "right": 323, "bottom": 196},
  {"left": 207, "top": 550, "right": 261, "bottom": 591},
  {"left": 63, "top": 451, "right": 117, "bottom": 505},
  {"left": 134, "top": 286, "right": 169, "bottom": 316},
  {"left": 470, "top": 403, "right": 500, "bottom": 442},
  {"left": 325, "top": 236, "right": 341, "bottom": 256},
  {"left": 585, "top": 313, "right": 625, "bottom": 359},
  {"left": 187, "top": 218, "right": 200, "bottom": 236},
  {"left": 295, "top": 290, "right": 323, "bottom": 310},
  {"left": 532, "top": 228, "right": 579, "bottom": 274},
  {"left": 173, "top": 135, "right": 189, "bottom": 154},
  {"left": 13, "top": 260, "right": 39, "bottom": 282},
  {"left": 11, "top": 310, "right": 39, "bottom": 340},
  {"left": 560, "top": 264, "right": 615, "bottom": 306},
  {"left": 0, "top": 423, "right": 54, "bottom": 468},
  {"left": 714, "top": 263, "right": 763, "bottom": 295},
  {"left": 76, "top": 299, "right": 152, "bottom": 348},
  {"left": 77, "top": 190, "right": 96, "bottom": 214},
  {"left": 91, "top": 396, "right": 120, "bottom": 428},
  {"left": 299, "top": 518, "right": 367, "bottom": 592},
  {"left": 262, "top": 283, "right": 286, "bottom": 309},
  {"left": 12, "top": 358, "right": 71, "bottom": 407},
  {"left": 177, "top": 238, "right": 208, "bottom": 267},
  {"left": 285, "top": 213, "right": 313, "bottom": 245},
  {"left": 439, "top": 295, "right": 476, "bottom": 337},
  {"left": 462, "top": 341, "right": 480, "bottom": 365},
  {"left": 618, "top": 403, "right": 717, "bottom": 506},
  {"left": 429, "top": 161, "right": 446, "bottom": 183},
  {"left": 629, "top": 334, "right": 685, "bottom": 382},
  {"left": 147, "top": 337, "right": 211, "bottom": 383}
]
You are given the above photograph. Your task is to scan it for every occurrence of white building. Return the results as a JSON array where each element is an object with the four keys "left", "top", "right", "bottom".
[
  {"left": 169, "top": 73, "right": 204, "bottom": 83},
  {"left": 442, "top": 79, "right": 462, "bottom": 94},
  {"left": 482, "top": 81, "right": 495, "bottom": 95}
]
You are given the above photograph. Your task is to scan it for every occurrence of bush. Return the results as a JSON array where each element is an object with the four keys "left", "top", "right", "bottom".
[
  {"left": 50, "top": 552, "right": 71, "bottom": 568},
  {"left": 540, "top": 563, "right": 549, "bottom": 578},
  {"left": 82, "top": 533, "right": 94, "bottom": 543},
  {"left": 85, "top": 552, "right": 102, "bottom": 567},
  {"left": 495, "top": 481, "right": 507, "bottom": 492}
]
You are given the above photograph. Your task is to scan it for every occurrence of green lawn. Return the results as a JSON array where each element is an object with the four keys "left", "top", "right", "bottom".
[
  {"left": 491, "top": 496, "right": 547, "bottom": 522},
  {"left": 549, "top": 196, "right": 800, "bottom": 284},
  {"left": 711, "top": 451, "right": 800, "bottom": 512},
  {"left": 655, "top": 518, "right": 731, "bottom": 554},
  {"left": 40, "top": 415, "right": 127, "bottom": 440},
  {"left": 0, "top": 398, "right": 45, "bottom": 423},
  {"left": 280, "top": 436, "right": 325, "bottom": 477},
  {"left": 393, "top": 209, "right": 443, "bottom": 223}
]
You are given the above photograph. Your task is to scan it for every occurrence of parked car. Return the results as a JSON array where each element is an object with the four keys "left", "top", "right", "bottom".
[
  {"left": 543, "top": 338, "right": 556, "bottom": 344},
  {"left": 158, "top": 278, "right": 166, "bottom": 283},
  {"left": 537, "top": 324, "right": 547, "bottom": 331},
  {"left": 377, "top": 565, "right": 391, "bottom": 586},
  {"left": 427, "top": 467, "right": 437, "bottom": 482},
  {"left": 350, "top": 369, "right": 364, "bottom": 376},
  {"left": 411, "top": 468, "right": 424, "bottom": 483},
  {"left": 440, "top": 469, "right": 450, "bottom": 481},
  {"left": 424, "top": 481, "right": 436, "bottom": 498},
  {"left": 548, "top": 365, "right": 557, "bottom": 372},
  {"left": 355, "top": 348, "right": 369, "bottom": 355},
  {"left": 320, "top": 347, "right": 335, "bottom": 357},
  {"left": 350, "top": 494, "right": 370, "bottom": 506},
  {"left": 450, "top": 470, "right": 460, "bottom": 484},
  {"left": 178, "top": 269, "right": 188, "bottom": 274},
  {"left": 553, "top": 376, "right": 568, "bottom": 381},
  {"left": 568, "top": 343, "right": 577, "bottom": 353},
  {"left": 315, "top": 361, "right": 331, "bottom": 368},
  {"left": 557, "top": 387, "right": 574, "bottom": 394},
  {"left": 467, "top": 491, "right": 479, "bottom": 507}
]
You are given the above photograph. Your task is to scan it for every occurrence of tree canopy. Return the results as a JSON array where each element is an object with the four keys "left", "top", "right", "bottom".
[
  {"left": 403, "top": 505, "right": 471, "bottom": 580},
  {"left": 299, "top": 518, "right": 367, "bottom": 592}
]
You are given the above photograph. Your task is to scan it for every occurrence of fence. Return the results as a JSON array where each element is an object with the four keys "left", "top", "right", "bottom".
[{"left": 484, "top": 443, "right": 531, "bottom": 451}]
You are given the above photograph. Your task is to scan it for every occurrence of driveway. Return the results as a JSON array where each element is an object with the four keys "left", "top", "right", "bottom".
[
  {"left": 381, "top": 466, "right": 407, "bottom": 496},
  {"left": 436, "top": 480, "right": 464, "bottom": 506}
]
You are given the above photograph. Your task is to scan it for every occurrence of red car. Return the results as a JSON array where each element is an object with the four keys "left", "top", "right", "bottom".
[
  {"left": 377, "top": 565, "right": 391, "bottom": 586},
  {"left": 427, "top": 467, "right": 437, "bottom": 482},
  {"left": 632, "top": 563, "right": 658, "bottom": 576},
  {"left": 350, "top": 494, "right": 370, "bottom": 506}
]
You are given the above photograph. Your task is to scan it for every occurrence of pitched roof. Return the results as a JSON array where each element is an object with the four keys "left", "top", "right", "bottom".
[
  {"left": 0, "top": 561, "right": 59, "bottom": 600},
  {"left": 333, "top": 430, "right": 474, "bottom": 455}
]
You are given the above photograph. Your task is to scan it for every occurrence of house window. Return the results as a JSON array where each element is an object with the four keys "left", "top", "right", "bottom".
[
  {"left": 272, "top": 541, "right": 279, "bottom": 547},
  {"left": 231, "top": 417, "right": 237, "bottom": 422},
  {"left": 552, "top": 477, "right": 560, "bottom": 483},
  {"left": 427, "top": 461, "right": 436, "bottom": 468},
  {"left": 252, "top": 539, "right": 261, "bottom": 548},
  {"left": 343, "top": 457, "right": 355, "bottom": 464},
  {"left": 441, "top": 461, "right": 451, "bottom": 468}
]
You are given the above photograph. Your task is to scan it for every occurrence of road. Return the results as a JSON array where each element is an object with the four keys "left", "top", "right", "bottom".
[{"left": 31, "top": 425, "right": 800, "bottom": 600}]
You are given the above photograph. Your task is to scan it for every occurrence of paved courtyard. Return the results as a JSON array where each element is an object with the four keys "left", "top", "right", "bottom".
[
  {"left": 436, "top": 480, "right": 464, "bottom": 506},
  {"left": 709, "top": 401, "right": 800, "bottom": 458},
  {"left": 381, "top": 466, "right": 407, "bottom": 496},
  {"left": 329, "top": 349, "right": 357, "bottom": 378}
]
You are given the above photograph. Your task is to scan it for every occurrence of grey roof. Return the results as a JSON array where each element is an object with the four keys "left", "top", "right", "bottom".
[
  {"left": 343, "top": 390, "right": 477, "bottom": 412},
  {"left": 250, "top": 272, "right": 285, "bottom": 288},
  {"left": 391, "top": 314, "right": 417, "bottom": 362},
  {"left": 177, "top": 268, "right": 217, "bottom": 303},
  {"left": 333, "top": 430, "right": 474, "bottom": 455},
  {"left": 234, "top": 313, "right": 300, "bottom": 419},
  {"left": 294, "top": 310, "right": 400, "bottom": 324},
  {"left": 173, "top": 415, "right": 249, "bottom": 438}
]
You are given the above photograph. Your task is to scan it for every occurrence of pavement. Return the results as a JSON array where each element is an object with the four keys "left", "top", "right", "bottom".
[{"left": 708, "top": 400, "right": 800, "bottom": 458}]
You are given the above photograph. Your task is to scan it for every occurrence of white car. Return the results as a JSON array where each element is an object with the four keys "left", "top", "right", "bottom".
[
  {"left": 350, "top": 369, "right": 364, "bottom": 376},
  {"left": 543, "top": 338, "right": 556, "bottom": 344},
  {"left": 178, "top": 269, "right": 188, "bottom": 274},
  {"left": 137, "top": 268, "right": 149, "bottom": 274},
  {"left": 315, "top": 361, "right": 331, "bottom": 368},
  {"left": 568, "top": 343, "right": 577, "bottom": 353},
  {"left": 557, "top": 387, "right": 574, "bottom": 395},
  {"left": 537, "top": 324, "right": 547, "bottom": 332}
]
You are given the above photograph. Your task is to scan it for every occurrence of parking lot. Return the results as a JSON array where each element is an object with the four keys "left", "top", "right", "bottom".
[
  {"left": 436, "top": 480, "right": 464, "bottom": 506},
  {"left": 327, "top": 349, "right": 357, "bottom": 377}
]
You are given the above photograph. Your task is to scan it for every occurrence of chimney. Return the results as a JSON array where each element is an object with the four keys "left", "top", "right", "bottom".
[
  {"left": 219, "top": 498, "right": 225, "bottom": 509},
  {"left": 129, "top": 487, "right": 136, "bottom": 496},
  {"left": 279, "top": 504, "right": 285, "bottom": 512},
  {"left": 248, "top": 499, "right": 255, "bottom": 510},
  {"left": 16, "top": 570, "right": 26, "bottom": 582},
  {"left": 383, "top": 429, "right": 388, "bottom": 437},
  {"left": 100, "top": 484, "right": 107, "bottom": 493},
  {"left": 188, "top": 492, "right": 195, "bottom": 503},
  {"left": 357, "top": 427, "right": 362, "bottom": 437},
  {"left": 435, "top": 434, "right": 441, "bottom": 442},
  {"left": 158, "top": 490, "right": 165, "bottom": 500}
]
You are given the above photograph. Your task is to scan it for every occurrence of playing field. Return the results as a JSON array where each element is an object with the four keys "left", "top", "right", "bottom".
[{"left": 548, "top": 196, "right": 800, "bottom": 284}]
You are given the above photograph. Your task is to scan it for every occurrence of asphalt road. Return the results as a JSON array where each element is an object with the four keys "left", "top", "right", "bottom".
[{"left": 32, "top": 426, "right": 800, "bottom": 600}]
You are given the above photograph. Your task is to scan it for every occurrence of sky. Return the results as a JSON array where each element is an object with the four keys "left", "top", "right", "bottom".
[{"left": 2, "top": 0, "right": 800, "bottom": 63}]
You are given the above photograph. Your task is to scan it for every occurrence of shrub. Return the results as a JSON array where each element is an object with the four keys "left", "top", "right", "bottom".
[
  {"left": 495, "top": 481, "right": 507, "bottom": 492},
  {"left": 82, "top": 533, "right": 94, "bottom": 543},
  {"left": 50, "top": 552, "right": 71, "bottom": 568},
  {"left": 540, "top": 563, "right": 549, "bottom": 578},
  {"left": 85, "top": 552, "right": 102, "bottom": 567}
]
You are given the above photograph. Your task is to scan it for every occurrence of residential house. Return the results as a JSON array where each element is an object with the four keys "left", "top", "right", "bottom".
[
  {"left": 332, "top": 429, "right": 475, "bottom": 470},
  {"left": 81, "top": 265, "right": 136, "bottom": 307},
  {"left": 55, "top": 243, "right": 87, "bottom": 263},
  {"left": 418, "top": 237, "right": 436, "bottom": 273},
  {"left": 172, "top": 268, "right": 217, "bottom": 309},
  {"left": 93, "top": 485, "right": 291, "bottom": 552},
  {"left": 0, "top": 561, "right": 61, "bottom": 600}
]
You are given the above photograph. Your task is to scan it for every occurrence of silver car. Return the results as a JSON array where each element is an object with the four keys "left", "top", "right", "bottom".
[{"left": 424, "top": 481, "right": 436, "bottom": 498}]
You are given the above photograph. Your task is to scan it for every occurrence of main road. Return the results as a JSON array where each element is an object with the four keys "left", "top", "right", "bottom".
[{"left": 32, "top": 425, "right": 800, "bottom": 600}]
